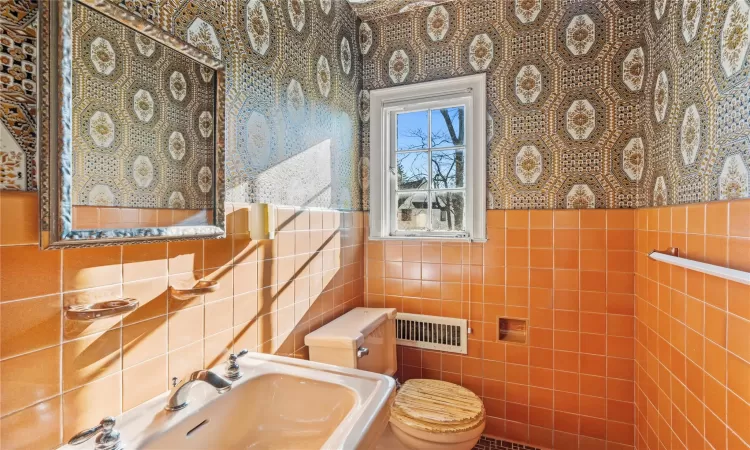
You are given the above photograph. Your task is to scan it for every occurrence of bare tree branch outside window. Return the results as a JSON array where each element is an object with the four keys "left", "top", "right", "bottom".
[{"left": 396, "top": 107, "right": 465, "bottom": 231}]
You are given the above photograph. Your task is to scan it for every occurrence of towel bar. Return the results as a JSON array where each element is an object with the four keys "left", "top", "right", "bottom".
[{"left": 649, "top": 248, "right": 750, "bottom": 286}]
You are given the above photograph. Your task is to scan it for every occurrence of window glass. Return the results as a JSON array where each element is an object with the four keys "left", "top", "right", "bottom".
[
  {"left": 397, "top": 110, "right": 429, "bottom": 150},
  {"left": 430, "top": 107, "right": 464, "bottom": 148},
  {"left": 397, "top": 192, "right": 429, "bottom": 231},
  {"left": 397, "top": 152, "right": 429, "bottom": 190},
  {"left": 394, "top": 106, "right": 467, "bottom": 234},
  {"left": 430, "top": 192, "right": 464, "bottom": 231},
  {"left": 431, "top": 149, "right": 464, "bottom": 189}
]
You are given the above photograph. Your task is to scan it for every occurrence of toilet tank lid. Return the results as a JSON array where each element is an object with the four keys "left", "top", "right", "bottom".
[{"left": 305, "top": 307, "right": 397, "bottom": 350}]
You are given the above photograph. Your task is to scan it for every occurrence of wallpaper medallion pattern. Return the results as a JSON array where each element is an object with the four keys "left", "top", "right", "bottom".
[
  {"left": 0, "top": 0, "right": 362, "bottom": 210},
  {"left": 514, "top": 144, "right": 542, "bottom": 185},
  {"left": 388, "top": 49, "right": 409, "bottom": 83},
  {"left": 514, "top": 64, "right": 542, "bottom": 104},
  {"left": 565, "top": 14, "right": 595, "bottom": 56},
  {"left": 246, "top": 0, "right": 271, "bottom": 55},
  {"left": 642, "top": 0, "right": 750, "bottom": 205},
  {"left": 622, "top": 47, "right": 645, "bottom": 91},
  {"left": 71, "top": 2, "right": 215, "bottom": 209},
  {"left": 361, "top": 0, "right": 647, "bottom": 209},
  {"left": 515, "top": 0, "right": 542, "bottom": 25},
  {"left": 426, "top": 5, "right": 449, "bottom": 41},
  {"left": 721, "top": 0, "right": 750, "bottom": 77}
]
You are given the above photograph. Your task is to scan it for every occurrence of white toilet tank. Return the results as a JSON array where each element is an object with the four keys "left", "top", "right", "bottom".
[{"left": 305, "top": 308, "right": 398, "bottom": 376}]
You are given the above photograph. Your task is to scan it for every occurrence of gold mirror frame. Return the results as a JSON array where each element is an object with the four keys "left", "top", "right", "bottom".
[{"left": 38, "top": 0, "right": 226, "bottom": 248}]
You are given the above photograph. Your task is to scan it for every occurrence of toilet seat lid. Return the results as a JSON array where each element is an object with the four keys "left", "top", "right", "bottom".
[{"left": 391, "top": 379, "right": 485, "bottom": 433}]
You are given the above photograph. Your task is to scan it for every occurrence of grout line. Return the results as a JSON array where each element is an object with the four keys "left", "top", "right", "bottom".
[
  {"left": 58, "top": 244, "right": 64, "bottom": 444},
  {"left": 119, "top": 244, "right": 125, "bottom": 413},
  {"left": 0, "top": 391, "right": 63, "bottom": 420}
]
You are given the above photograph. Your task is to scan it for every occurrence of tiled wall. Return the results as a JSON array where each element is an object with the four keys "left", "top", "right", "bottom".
[
  {"left": 0, "top": 191, "right": 364, "bottom": 450},
  {"left": 365, "top": 209, "right": 638, "bottom": 450},
  {"left": 634, "top": 200, "right": 750, "bottom": 450},
  {"left": 2, "top": 198, "right": 749, "bottom": 450}
]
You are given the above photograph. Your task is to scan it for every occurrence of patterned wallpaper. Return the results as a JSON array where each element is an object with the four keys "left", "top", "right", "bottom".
[
  {"left": 71, "top": 2, "right": 215, "bottom": 209},
  {"left": 1, "top": 0, "right": 363, "bottom": 210},
  {"left": 0, "top": 0, "right": 37, "bottom": 191},
  {"left": 2, "top": 0, "right": 749, "bottom": 210},
  {"left": 359, "top": 0, "right": 750, "bottom": 209},
  {"left": 360, "top": 0, "right": 647, "bottom": 210},
  {"left": 642, "top": 0, "right": 750, "bottom": 206}
]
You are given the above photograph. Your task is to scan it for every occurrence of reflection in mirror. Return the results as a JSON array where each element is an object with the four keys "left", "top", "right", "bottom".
[
  {"left": 40, "top": 0, "right": 225, "bottom": 247},
  {"left": 72, "top": 206, "right": 213, "bottom": 230},
  {"left": 70, "top": 2, "right": 215, "bottom": 231}
]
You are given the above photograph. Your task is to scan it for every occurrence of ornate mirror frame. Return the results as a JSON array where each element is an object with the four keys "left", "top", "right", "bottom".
[{"left": 38, "top": 0, "right": 226, "bottom": 249}]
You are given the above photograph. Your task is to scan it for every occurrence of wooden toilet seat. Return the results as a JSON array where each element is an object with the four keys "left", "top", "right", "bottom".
[{"left": 390, "top": 379, "right": 485, "bottom": 434}]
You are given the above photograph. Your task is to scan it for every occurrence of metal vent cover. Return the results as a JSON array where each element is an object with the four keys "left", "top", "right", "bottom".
[{"left": 395, "top": 313, "right": 467, "bottom": 354}]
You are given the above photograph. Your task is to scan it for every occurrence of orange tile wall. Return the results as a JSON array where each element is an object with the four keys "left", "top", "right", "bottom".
[
  {"left": 0, "top": 191, "right": 365, "bottom": 450},
  {"left": 365, "top": 209, "right": 638, "bottom": 450},
  {"left": 634, "top": 200, "right": 750, "bottom": 450},
  {"left": 2, "top": 190, "right": 748, "bottom": 450}
]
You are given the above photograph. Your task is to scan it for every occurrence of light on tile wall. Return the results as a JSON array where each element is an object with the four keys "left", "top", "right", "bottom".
[{"left": 248, "top": 203, "right": 276, "bottom": 240}]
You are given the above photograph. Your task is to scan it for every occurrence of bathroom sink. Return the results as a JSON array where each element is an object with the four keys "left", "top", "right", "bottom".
[
  {"left": 63, "top": 353, "right": 395, "bottom": 450},
  {"left": 143, "top": 373, "right": 357, "bottom": 449}
]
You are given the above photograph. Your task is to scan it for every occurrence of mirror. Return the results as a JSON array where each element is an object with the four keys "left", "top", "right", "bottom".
[{"left": 38, "top": 0, "right": 225, "bottom": 248}]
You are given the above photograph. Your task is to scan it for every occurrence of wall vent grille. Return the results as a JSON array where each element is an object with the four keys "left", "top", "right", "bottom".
[{"left": 395, "top": 313, "right": 467, "bottom": 354}]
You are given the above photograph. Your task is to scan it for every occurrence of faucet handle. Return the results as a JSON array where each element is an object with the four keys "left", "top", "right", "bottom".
[
  {"left": 230, "top": 348, "right": 249, "bottom": 362},
  {"left": 225, "top": 349, "right": 248, "bottom": 380},
  {"left": 69, "top": 417, "right": 123, "bottom": 450}
]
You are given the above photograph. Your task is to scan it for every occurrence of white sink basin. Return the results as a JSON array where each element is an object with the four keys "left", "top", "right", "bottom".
[
  {"left": 63, "top": 353, "right": 395, "bottom": 450},
  {"left": 144, "top": 373, "right": 357, "bottom": 449}
]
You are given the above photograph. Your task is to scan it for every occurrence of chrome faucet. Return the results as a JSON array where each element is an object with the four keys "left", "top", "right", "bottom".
[
  {"left": 165, "top": 370, "right": 232, "bottom": 411},
  {"left": 69, "top": 417, "right": 123, "bottom": 450}
]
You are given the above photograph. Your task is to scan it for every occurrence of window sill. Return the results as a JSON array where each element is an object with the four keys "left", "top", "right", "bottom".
[{"left": 368, "top": 235, "right": 487, "bottom": 243}]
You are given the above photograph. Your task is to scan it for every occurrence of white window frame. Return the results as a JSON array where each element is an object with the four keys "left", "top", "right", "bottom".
[{"left": 369, "top": 74, "right": 486, "bottom": 242}]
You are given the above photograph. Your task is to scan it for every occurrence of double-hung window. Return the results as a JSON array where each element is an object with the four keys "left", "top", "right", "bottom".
[{"left": 369, "top": 74, "right": 486, "bottom": 241}]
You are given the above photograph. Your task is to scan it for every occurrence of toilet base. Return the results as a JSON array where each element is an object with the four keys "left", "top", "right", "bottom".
[
  {"left": 375, "top": 424, "right": 408, "bottom": 450},
  {"left": 375, "top": 422, "right": 483, "bottom": 450}
]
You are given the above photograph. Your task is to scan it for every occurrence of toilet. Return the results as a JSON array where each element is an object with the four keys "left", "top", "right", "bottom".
[{"left": 305, "top": 308, "right": 485, "bottom": 450}]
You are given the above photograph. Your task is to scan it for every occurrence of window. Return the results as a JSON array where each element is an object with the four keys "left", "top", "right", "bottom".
[{"left": 369, "top": 74, "right": 486, "bottom": 241}]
